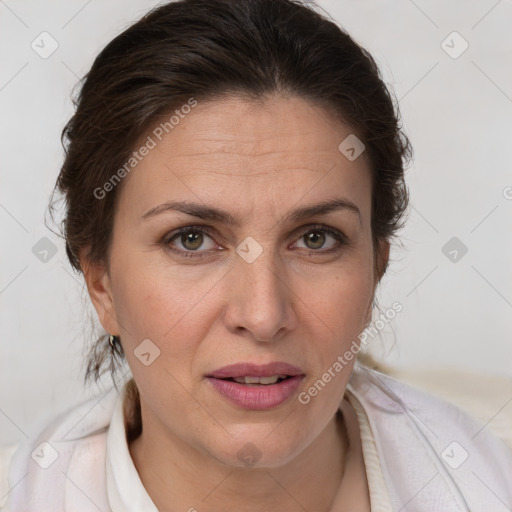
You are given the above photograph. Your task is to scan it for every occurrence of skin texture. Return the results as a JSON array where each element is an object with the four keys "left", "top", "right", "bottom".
[{"left": 82, "top": 94, "right": 389, "bottom": 511}]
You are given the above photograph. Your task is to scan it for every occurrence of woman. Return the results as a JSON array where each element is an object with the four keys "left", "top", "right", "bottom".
[{"left": 2, "top": 0, "right": 512, "bottom": 510}]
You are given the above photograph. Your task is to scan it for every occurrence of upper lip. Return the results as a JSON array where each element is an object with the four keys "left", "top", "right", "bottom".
[{"left": 207, "top": 362, "right": 305, "bottom": 379}]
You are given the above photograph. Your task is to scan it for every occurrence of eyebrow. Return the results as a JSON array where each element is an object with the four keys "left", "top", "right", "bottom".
[{"left": 141, "top": 197, "right": 361, "bottom": 226}]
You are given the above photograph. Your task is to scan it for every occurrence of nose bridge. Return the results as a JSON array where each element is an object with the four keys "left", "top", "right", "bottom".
[
  {"left": 228, "top": 237, "right": 293, "bottom": 340},
  {"left": 239, "top": 241, "right": 281, "bottom": 295}
]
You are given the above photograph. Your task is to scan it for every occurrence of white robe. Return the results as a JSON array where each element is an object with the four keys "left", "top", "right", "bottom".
[{"left": 2, "top": 363, "right": 512, "bottom": 511}]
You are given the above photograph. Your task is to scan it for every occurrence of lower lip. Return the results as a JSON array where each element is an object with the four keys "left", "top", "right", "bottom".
[{"left": 206, "top": 375, "right": 305, "bottom": 410}]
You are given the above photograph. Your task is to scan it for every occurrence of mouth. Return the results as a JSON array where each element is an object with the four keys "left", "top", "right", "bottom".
[
  {"left": 219, "top": 374, "right": 291, "bottom": 386},
  {"left": 207, "top": 361, "right": 304, "bottom": 379},
  {"left": 206, "top": 362, "right": 305, "bottom": 410}
]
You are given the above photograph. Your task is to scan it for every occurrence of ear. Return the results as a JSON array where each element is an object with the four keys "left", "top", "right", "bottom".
[
  {"left": 375, "top": 238, "right": 390, "bottom": 284},
  {"left": 364, "top": 239, "right": 391, "bottom": 326},
  {"left": 80, "top": 252, "right": 120, "bottom": 335}
]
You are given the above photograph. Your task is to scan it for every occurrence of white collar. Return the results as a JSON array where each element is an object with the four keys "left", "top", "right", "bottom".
[{"left": 105, "top": 387, "right": 158, "bottom": 511}]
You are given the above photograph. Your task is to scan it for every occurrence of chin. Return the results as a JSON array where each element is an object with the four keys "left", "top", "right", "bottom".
[{"left": 203, "top": 429, "right": 306, "bottom": 470}]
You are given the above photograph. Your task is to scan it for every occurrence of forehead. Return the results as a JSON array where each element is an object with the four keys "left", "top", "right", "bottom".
[
  {"left": 147, "top": 94, "right": 361, "bottom": 160},
  {"left": 118, "top": 94, "right": 372, "bottom": 222}
]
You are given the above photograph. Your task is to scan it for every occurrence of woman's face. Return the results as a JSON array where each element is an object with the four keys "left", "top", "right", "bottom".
[{"left": 86, "top": 94, "right": 387, "bottom": 468}]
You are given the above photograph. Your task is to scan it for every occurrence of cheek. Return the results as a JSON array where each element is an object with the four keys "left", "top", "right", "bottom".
[
  {"left": 296, "top": 268, "right": 373, "bottom": 414},
  {"left": 308, "top": 258, "right": 374, "bottom": 329},
  {"left": 112, "top": 276, "right": 204, "bottom": 354},
  {"left": 110, "top": 244, "right": 198, "bottom": 332},
  {"left": 303, "top": 264, "right": 374, "bottom": 379},
  {"left": 108, "top": 251, "right": 226, "bottom": 380}
]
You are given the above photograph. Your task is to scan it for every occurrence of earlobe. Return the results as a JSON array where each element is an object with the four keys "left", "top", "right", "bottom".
[{"left": 80, "top": 254, "right": 120, "bottom": 335}]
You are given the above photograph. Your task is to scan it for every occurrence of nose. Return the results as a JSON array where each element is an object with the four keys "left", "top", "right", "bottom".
[{"left": 224, "top": 246, "right": 298, "bottom": 343}]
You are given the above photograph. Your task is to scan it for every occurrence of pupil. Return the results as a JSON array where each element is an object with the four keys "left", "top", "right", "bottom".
[
  {"left": 306, "top": 231, "right": 324, "bottom": 249},
  {"left": 183, "top": 232, "right": 203, "bottom": 250}
]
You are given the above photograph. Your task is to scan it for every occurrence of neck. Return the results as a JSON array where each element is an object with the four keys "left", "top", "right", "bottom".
[{"left": 128, "top": 403, "right": 349, "bottom": 512}]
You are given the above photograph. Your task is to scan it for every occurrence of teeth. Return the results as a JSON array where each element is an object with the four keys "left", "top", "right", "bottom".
[{"left": 232, "top": 374, "right": 287, "bottom": 385}]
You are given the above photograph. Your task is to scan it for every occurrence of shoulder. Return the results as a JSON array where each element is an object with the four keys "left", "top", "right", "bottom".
[
  {"left": 1, "top": 386, "right": 120, "bottom": 511},
  {"left": 347, "top": 363, "right": 512, "bottom": 510},
  {"left": 350, "top": 363, "right": 512, "bottom": 451},
  {"left": 350, "top": 361, "right": 512, "bottom": 445},
  {"left": 385, "top": 365, "right": 512, "bottom": 449}
]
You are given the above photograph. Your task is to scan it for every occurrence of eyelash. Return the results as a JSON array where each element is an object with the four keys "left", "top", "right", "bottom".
[{"left": 162, "top": 224, "right": 348, "bottom": 259}]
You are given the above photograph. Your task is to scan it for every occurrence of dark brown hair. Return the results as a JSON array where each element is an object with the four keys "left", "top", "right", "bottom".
[{"left": 50, "top": 0, "right": 412, "bottom": 388}]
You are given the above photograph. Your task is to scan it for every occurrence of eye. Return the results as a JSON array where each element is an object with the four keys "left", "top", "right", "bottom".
[
  {"left": 293, "top": 225, "right": 347, "bottom": 253},
  {"left": 162, "top": 224, "right": 347, "bottom": 259},
  {"left": 164, "top": 226, "right": 219, "bottom": 257}
]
